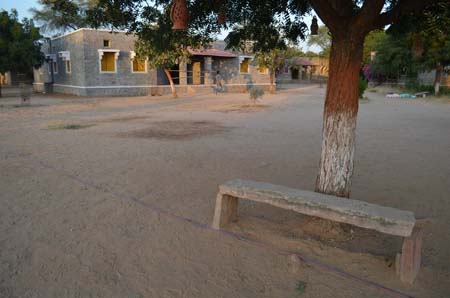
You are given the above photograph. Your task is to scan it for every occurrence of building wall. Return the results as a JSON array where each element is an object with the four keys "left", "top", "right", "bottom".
[
  {"left": 418, "top": 70, "right": 450, "bottom": 87},
  {"left": 211, "top": 56, "right": 271, "bottom": 92},
  {"left": 34, "top": 29, "right": 272, "bottom": 96},
  {"left": 82, "top": 30, "right": 152, "bottom": 92}
]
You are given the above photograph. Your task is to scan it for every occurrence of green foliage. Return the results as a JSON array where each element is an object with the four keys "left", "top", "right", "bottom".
[
  {"left": 363, "top": 30, "right": 385, "bottom": 65},
  {"left": 0, "top": 10, "right": 44, "bottom": 76},
  {"left": 359, "top": 78, "right": 368, "bottom": 98},
  {"left": 254, "top": 49, "right": 284, "bottom": 75},
  {"left": 307, "top": 25, "right": 330, "bottom": 57},
  {"left": 369, "top": 34, "right": 419, "bottom": 80},
  {"left": 249, "top": 87, "right": 264, "bottom": 103},
  {"left": 295, "top": 280, "right": 307, "bottom": 295},
  {"left": 223, "top": 1, "right": 310, "bottom": 53},
  {"left": 88, "top": 1, "right": 219, "bottom": 70},
  {"left": 30, "top": 0, "right": 95, "bottom": 33},
  {"left": 370, "top": 2, "right": 450, "bottom": 84},
  {"left": 48, "top": 123, "right": 95, "bottom": 130}
]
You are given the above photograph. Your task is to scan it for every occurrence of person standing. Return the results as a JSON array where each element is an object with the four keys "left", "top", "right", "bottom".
[{"left": 215, "top": 71, "right": 223, "bottom": 95}]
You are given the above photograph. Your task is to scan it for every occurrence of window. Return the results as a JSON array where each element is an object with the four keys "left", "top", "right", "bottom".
[
  {"left": 101, "top": 52, "right": 115, "bottom": 72},
  {"left": 99, "top": 49, "right": 119, "bottom": 73},
  {"left": 65, "top": 60, "right": 71, "bottom": 73},
  {"left": 130, "top": 51, "right": 147, "bottom": 73},
  {"left": 132, "top": 58, "right": 147, "bottom": 72},
  {"left": 258, "top": 65, "right": 268, "bottom": 74},
  {"left": 51, "top": 61, "right": 58, "bottom": 74},
  {"left": 239, "top": 56, "right": 253, "bottom": 74},
  {"left": 103, "top": 40, "right": 111, "bottom": 47},
  {"left": 240, "top": 58, "right": 250, "bottom": 73}
]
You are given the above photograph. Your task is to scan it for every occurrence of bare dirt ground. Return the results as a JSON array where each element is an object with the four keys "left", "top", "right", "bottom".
[{"left": 0, "top": 86, "right": 449, "bottom": 298}]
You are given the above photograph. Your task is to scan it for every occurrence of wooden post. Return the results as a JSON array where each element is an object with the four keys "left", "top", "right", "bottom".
[
  {"left": 212, "top": 194, "right": 238, "bottom": 229},
  {"left": 396, "top": 226, "right": 424, "bottom": 284}
]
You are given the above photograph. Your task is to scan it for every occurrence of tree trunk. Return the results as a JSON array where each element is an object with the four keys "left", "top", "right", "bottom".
[
  {"left": 164, "top": 68, "right": 177, "bottom": 98},
  {"left": 434, "top": 63, "right": 442, "bottom": 96},
  {"left": 315, "top": 35, "right": 364, "bottom": 198},
  {"left": 269, "top": 70, "right": 275, "bottom": 93}
]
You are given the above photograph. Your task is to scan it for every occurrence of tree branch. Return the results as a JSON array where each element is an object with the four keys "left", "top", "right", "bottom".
[
  {"left": 329, "top": 0, "right": 355, "bottom": 17},
  {"left": 308, "top": 0, "right": 345, "bottom": 33},
  {"left": 353, "top": 0, "right": 384, "bottom": 28},
  {"left": 373, "top": 0, "right": 440, "bottom": 30}
]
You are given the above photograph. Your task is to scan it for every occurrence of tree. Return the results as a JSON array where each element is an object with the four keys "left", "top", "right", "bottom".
[
  {"left": 369, "top": 33, "right": 419, "bottom": 81},
  {"left": 30, "top": 0, "right": 96, "bottom": 34},
  {"left": 307, "top": 25, "right": 331, "bottom": 57},
  {"left": 254, "top": 50, "right": 285, "bottom": 93},
  {"left": 221, "top": 0, "right": 443, "bottom": 198},
  {"left": 0, "top": 10, "right": 44, "bottom": 97},
  {"left": 225, "top": 21, "right": 289, "bottom": 94},
  {"left": 388, "top": 2, "right": 450, "bottom": 95},
  {"left": 362, "top": 29, "right": 385, "bottom": 65},
  {"left": 87, "top": 1, "right": 219, "bottom": 97},
  {"left": 83, "top": 0, "right": 443, "bottom": 198}
]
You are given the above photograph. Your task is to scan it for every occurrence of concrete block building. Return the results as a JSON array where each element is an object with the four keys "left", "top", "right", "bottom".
[{"left": 34, "top": 28, "right": 270, "bottom": 96}]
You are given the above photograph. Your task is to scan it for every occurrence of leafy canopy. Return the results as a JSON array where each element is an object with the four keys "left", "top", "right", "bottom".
[
  {"left": 30, "top": 0, "right": 96, "bottom": 34},
  {"left": 0, "top": 10, "right": 44, "bottom": 75},
  {"left": 369, "top": 1, "right": 450, "bottom": 80},
  {"left": 88, "top": 0, "right": 222, "bottom": 68},
  {"left": 307, "top": 25, "right": 330, "bottom": 57}
]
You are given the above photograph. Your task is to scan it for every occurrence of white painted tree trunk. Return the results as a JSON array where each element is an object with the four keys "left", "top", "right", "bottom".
[
  {"left": 315, "top": 34, "right": 363, "bottom": 198},
  {"left": 316, "top": 111, "right": 357, "bottom": 197},
  {"left": 434, "top": 64, "right": 442, "bottom": 96}
]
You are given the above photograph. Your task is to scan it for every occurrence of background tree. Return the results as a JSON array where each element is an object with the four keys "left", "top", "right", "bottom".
[
  {"left": 253, "top": 50, "right": 284, "bottom": 93},
  {"left": 0, "top": 10, "right": 44, "bottom": 97},
  {"left": 307, "top": 25, "right": 331, "bottom": 57},
  {"left": 362, "top": 29, "right": 385, "bottom": 65},
  {"left": 388, "top": 1, "right": 450, "bottom": 95},
  {"left": 30, "top": 0, "right": 96, "bottom": 34},
  {"left": 369, "top": 34, "right": 418, "bottom": 81},
  {"left": 225, "top": 21, "right": 290, "bottom": 93}
]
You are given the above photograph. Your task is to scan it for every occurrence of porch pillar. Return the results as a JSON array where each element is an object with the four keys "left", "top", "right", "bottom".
[
  {"left": 179, "top": 61, "right": 187, "bottom": 85},
  {"left": 204, "top": 56, "right": 213, "bottom": 85}
]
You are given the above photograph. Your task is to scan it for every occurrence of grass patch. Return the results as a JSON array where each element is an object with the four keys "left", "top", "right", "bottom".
[
  {"left": 296, "top": 280, "right": 307, "bottom": 295},
  {"left": 47, "top": 123, "right": 95, "bottom": 130},
  {"left": 116, "top": 120, "right": 229, "bottom": 140}
]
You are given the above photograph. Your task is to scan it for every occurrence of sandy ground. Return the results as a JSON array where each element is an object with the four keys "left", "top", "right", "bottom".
[{"left": 0, "top": 86, "right": 449, "bottom": 298}]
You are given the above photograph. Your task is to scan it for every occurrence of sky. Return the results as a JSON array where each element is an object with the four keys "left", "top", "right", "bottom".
[
  {"left": 0, "top": 0, "right": 37, "bottom": 19},
  {"left": 0, "top": 0, "right": 320, "bottom": 52}
]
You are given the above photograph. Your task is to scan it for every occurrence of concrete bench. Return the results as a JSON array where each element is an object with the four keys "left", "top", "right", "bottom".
[
  {"left": 212, "top": 179, "right": 426, "bottom": 284},
  {"left": 415, "top": 91, "right": 430, "bottom": 98}
]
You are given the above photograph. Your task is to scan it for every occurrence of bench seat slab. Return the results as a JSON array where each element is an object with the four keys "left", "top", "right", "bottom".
[{"left": 215, "top": 179, "right": 416, "bottom": 237}]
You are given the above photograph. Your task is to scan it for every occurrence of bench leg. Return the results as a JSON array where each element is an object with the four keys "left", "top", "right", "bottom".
[
  {"left": 212, "top": 194, "right": 238, "bottom": 229},
  {"left": 396, "top": 227, "right": 423, "bottom": 284}
]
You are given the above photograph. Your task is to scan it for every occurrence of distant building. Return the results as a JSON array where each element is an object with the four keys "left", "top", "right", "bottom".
[
  {"left": 33, "top": 28, "right": 270, "bottom": 96},
  {"left": 277, "top": 56, "right": 329, "bottom": 83}
]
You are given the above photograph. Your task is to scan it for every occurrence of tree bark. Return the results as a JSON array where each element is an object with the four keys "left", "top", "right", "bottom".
[
  {"left": 315, "top": 34, "right": 364, "bottom": 198},
  {"left": 164, "top": 68, "right": 177, "bottom": 98},
  {"left": 269, "top": 70, "right": 275, "bottom": 93},
  {"left": 434, "top": 63, "right": 442, "bottom": 96}
]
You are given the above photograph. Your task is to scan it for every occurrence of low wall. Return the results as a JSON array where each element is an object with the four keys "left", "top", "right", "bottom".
[{"left": 34, "top": 83, "right": 274, "bottom": 97}]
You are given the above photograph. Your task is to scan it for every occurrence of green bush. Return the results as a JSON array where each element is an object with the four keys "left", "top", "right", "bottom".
[
  {"left": 405, "top": 81, "right": 434, "bottom": 94},
  {"left": 249, "top": 87, "right": 264, "bottom": 104},
  {"left": 359, "top": 78, "right": 368, "bottom": 98}
]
